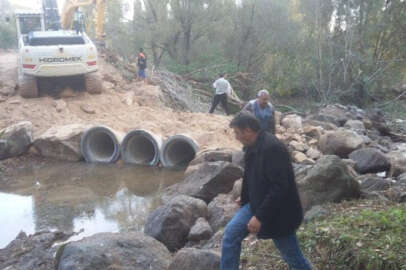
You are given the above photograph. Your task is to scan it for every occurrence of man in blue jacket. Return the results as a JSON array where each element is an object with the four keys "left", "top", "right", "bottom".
[
  {"left": 221, "top": 113, "right": 313, "bottom": 270},
  {"left": 243, "top": 89, "right": 276, "bottom": 134}
]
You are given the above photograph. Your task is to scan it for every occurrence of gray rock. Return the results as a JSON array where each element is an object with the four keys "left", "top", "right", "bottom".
[
  {"left": 344, "top": 119, "right": 366, "bottom": 133},
  {"left": 314, "top": 104, "right": 350, "bottom": 126},
  {"left": 302, "top": 119, "right": 338, "bottom": 131},
  {"left": 189, "top": 148, "right": 234, "bottom": 166},
  {"left": 168, "top": 248, "right": 221, "bottom": 270},
  {"left": 33, "top": 124, "right": 90, "bottom": 161},
  {"left": 168, "top": 161, "right": 243, "bottom": 204},
  {"left": 304, "top": 205, "right": 328, "bottom": 223},
  {"left": 306, "top": 147, "right": 321, "bottom": 160},
  {"left": 56, "top": 232, "right": 171, "bottom": 270},
  {"left": 387, "top": 150, "right": 406, "bottom": 177},
  {"left": 357, "top": 175, "right": 392, "bottom": 192},
  {"left": 297, "top": 155, "right": 361, "bottom": 211},
  {"left": 319, "top": 128, "right": 364, "bottom": 158},
  {"left": 281, "top": 114, "right": 303, "bottom": 130},
  {"left": 397, "top": 173, "right": 406, "bottom": 183},
  {"left": 0, "top": 140, "right": 8, "bottom": 160},
  {"left": 202, "top": 230, "right": 224, "bottom": 251},
  {"left": 188, "top": 218, "right": 213, "bottom": 242},
  {"left": 144, "top": 195, "right": 208, "bottom": 252},
  {"left": 349, "top": 148, "right": 391, "bottom": 174},
  {"left": 208, "top": 193, "right": 239, "bottom": 233},
  {"left": 0, "top": 121, "right": 33, "bottom": 160},
  {"left": 0, "top": 231, "right": 72, "bottom": 270}
]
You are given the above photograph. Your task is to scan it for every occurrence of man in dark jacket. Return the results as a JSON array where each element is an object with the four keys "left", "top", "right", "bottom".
[{"left": 221, "top": 113, "right": 313, "bottom": 270}]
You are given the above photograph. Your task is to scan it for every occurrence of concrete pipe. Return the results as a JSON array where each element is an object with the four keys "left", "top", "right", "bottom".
[
  {"left": 121, "top": 129, "right": 162, "bottom": 166},
  {"left": 160, "top": 135, "right": 199, "bottom": 168},
  {"left": 81, "top": 126, "right": 122, "bottom": 163}
]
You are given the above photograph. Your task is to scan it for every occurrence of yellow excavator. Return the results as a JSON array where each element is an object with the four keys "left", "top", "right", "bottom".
[{"left": 61, "top": 0, "right": 105, "bottom": 43}]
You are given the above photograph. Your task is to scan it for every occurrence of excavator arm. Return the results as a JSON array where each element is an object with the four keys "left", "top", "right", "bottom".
[{"left": 61, "top": 0, "right": 105, "bottom": 40}]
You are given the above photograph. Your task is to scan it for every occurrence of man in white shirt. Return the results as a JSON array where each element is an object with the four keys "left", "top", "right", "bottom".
[{"left": 209, "top": 73, "right": 232, "bottom": 115}]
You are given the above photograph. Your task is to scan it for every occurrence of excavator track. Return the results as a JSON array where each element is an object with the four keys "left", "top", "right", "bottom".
[
  {"left": 85, "top": 73, "right": 103, "bottom": 94},
  {"left": 18, "top": 73, "right": 39, "bottom": 98}
]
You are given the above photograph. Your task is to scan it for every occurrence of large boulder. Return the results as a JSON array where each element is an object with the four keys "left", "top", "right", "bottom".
[
  {"left": 208, "top": 193, "right": 239, "bottom": 233},
  {"left": 297, "top": 155, "right": 361, "bottom": 211},
  {"left": 33, "top": 124, "right": 90, "bottom": 161},
  {"left": 169, "top": 161, "right": 243, "bottom": 204},
  {"left": 387, "top": 150, "right": 406, "bottom": 177},
  {"left": 0, "top": 231, "right": 72, "bottom": 270},
  {"left": 168, "top": 248, "right": 221, "bottom": 270},
  {"left": 144, "top": 195, "right": 208, "bottom": 252},
  {"left": 349, "top": 148, "right": 391, "bottom": 174},
  {"left": 56, "top": 232, "right": 171, "bottom": 270},
  {"left": 0, "top": 121, "right": 33, "bottom": 160},
  {"left": 319, "top": 128, "right": 364, "bottom": 158},
  {"left": 311, "top": 104, "right": 349, "bottom": 126}
]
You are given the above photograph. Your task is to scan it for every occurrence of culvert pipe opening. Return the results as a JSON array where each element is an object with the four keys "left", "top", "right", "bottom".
[
  {"left": 81, "top": 126, "right": 121, "bottom": 163},
  {"left": 121, "top": 130, "right": 161, "bottom": 166},
  {"left": 161, "top": 135, "right": 199, "bottom": 168}
]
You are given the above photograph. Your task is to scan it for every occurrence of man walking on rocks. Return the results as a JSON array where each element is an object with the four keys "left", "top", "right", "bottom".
[
  {"left": 209, "top": 73, "right": 231, "bottom": 115},
  {"left": 221, "top": 113, "right": 313, "bottom": 270},
  {"left": 243, "top": 89, "right": 276, "bottom": 134}
]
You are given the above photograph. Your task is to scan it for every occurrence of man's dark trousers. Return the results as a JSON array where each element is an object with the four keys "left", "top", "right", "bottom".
[{"left": 209, "top": 93, "right": 228, "bottom": 115}]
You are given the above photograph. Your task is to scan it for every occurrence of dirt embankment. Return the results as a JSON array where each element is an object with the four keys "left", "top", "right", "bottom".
[{"left": 0, "top": 50, "right": 240, "bottom": 151}]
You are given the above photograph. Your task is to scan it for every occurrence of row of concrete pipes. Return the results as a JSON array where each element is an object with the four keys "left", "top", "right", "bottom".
[{"left": 80, "top": 127, "right": 199, "bottom": 168}]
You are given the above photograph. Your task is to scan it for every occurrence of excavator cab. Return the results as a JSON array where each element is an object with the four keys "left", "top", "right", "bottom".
[{"left": 15, "top": 12, "right": 45, "bottom": 44}]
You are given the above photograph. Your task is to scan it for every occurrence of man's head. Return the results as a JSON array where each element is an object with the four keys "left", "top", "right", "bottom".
[
  {"left": 230, "top": 113, "right": 260, "bottom": 146},
  {"left": 219, "top": 73, "right": 225, "bottom": 78},
  {"left": 257, "top": 89, "right": 270, "bottom": 108},
  {"left": 140, "top": 48, "right": 144, "bottom": 53}
]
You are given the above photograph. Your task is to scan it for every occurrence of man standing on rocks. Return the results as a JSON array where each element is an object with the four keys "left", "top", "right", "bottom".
[
  {"left": 221, "top": 113, "right": 313, "bottom": 270},
  {"left": 209, "top": 73, "right": 231, "bottom": 115},
  {"left": 137, "top": 48, "right": 147, "bottom": 83},
  {"left": 242, "top": 89, "right": 276, "bottom": 134}
]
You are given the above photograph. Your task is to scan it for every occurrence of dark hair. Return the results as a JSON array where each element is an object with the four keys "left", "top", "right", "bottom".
[
  {"left": 140, "top": 48, "right": 144, "bottom": 52},
  {"left": 219, "top": 73, "right": 225, "bottom": 78},
  {"left": 230, "top": 112, "right": 260, "bottom": 132}
]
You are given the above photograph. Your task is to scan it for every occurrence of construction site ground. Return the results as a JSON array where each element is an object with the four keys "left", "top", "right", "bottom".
[{"left": 0, "top": 50, "right": 240, "bottom": 151}]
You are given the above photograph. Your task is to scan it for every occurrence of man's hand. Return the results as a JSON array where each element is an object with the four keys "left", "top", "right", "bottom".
[{"left": 247, "top": 216, "right": 261, "bottom": 234}]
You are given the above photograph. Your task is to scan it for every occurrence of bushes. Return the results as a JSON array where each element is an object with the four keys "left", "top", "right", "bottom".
[
  {"left": 0, "top": 21, "right": 17, "bottom": 49},
  {"left": 241, "top": 200, "right": 406, "bottom": 270}
]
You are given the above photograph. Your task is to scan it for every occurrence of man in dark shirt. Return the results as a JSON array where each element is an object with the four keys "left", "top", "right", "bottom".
[{"left": 221, "top": 113, "right": 313, "bottom": 270}]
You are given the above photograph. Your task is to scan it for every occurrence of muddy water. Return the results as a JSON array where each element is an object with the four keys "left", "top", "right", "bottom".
[{"left": 0, "top": 161, "right": 184, "bottom": 248}]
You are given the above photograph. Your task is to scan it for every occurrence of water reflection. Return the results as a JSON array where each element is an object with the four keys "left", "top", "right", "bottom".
[{"left": 0, "top": 161, "right": 183, "bottom": 248}]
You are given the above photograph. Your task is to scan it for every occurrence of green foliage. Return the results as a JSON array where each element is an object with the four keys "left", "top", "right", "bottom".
[
  {"left": 100, "top": 0, "right": 406, "bottom": 108},
  {"left": 241, "top": 200, "right": 406, "bottom": 270},
  {"left": 0, "top": 19, "right": 17, "bottom": 49}
]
